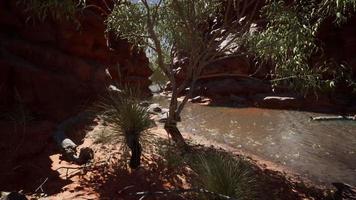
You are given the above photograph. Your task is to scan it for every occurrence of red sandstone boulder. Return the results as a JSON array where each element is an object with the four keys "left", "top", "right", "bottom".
[{"left": 199, "top": 78, "right": 272, "bottom": 97}]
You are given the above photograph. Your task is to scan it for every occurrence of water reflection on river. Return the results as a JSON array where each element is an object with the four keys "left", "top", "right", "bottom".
[{"left": 153, "top": 95, "right": 356, "bottom": 185}]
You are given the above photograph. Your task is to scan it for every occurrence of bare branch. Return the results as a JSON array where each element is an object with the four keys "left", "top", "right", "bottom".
[
  {"left": 35, "top": 177, "right": 48, "bottom": 193},
  {"left": 127, "top": 188, "right": 239, "bottom": 200}
]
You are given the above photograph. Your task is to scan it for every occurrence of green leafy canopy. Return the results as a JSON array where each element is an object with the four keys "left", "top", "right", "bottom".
[
  {"left": 106, "top": 0, "right": 223, "bottom": 68},
  {"left": 18, "top": 0, "right": 86, "bottom": 22},
  {"left": 247, "top": 0, "right": 356, "bottom": 94}
]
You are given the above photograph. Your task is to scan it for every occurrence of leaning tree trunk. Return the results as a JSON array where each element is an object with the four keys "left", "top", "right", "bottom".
[
  {"left": 164, "top": 120, "right": 187, "bottom": 148},
  {"left": 164, "top": 85, "right": 188, "bottom": 149}
]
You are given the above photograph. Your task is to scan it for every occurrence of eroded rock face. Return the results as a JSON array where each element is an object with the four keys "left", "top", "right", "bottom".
[
  {"left": 0, "top": 1, "right": 152, "bottom": 189},
  {"left": 202, "top": 56, "right": 251, "bottom": 77},
  {"left": 0, "top": 1, "right": 152, "bottom": 121},
  {"left": 173, "top": 56, "right": 252, "bottom": 87}
]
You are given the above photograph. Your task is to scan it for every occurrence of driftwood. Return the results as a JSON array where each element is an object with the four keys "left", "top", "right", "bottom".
[
  {"left": 311, "top": 115, "right": 356, "bottom": 121},
  {"left": 196, "top": 73, "right": 261, "bottom": 81},
  {"left": 53, "top": 112, "right": 94, "bottom": 165}
]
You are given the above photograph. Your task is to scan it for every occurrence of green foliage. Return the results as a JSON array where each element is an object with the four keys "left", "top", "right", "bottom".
[
  {"left": 106, "top": 0, "right": 224, "bottom": 70},
  {"left": 18, "top": 0, "right": 85, "bottom": 22},
  {"left": 160, "top": 0, "right": 222, "bottom": 56},
  {"left": 96, "top": 87, "right": 151, "bottom": 149},
  {"left": 94, "top": 128, "right": 117, "bottom": 144},
  {"left": 319, "top": 0, "right": 356, "bottom": 24},
  {"left": 107, "top": 0, "right": 254, "bottom": 129},
  {"left": 248, "top": 1, "right": 321, "bottom": 93},
  {"left": 150, "top": 66, "right": 168, "bottom": 89},
  {"left": 190, "top": 152, "right": 256, "bottom": 200},
  {"left": 106, "top": 1, "right": 148, "bottom": 48},
  {"left": 158, "top": 143, "right": 185, "bottom": 169},
  {"left": 247, "top": 0, "right": 356, "bottom": 94}
]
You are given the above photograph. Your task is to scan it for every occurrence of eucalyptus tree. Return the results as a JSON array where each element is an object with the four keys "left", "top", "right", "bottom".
[
  {"left": 107, "top": 0, "right": 259, "bottom": 147},
  {"left": 248, "top": 0, "right": 356, "bottom": 94}
]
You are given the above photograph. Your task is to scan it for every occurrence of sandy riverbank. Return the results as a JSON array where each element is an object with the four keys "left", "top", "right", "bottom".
[{"left": 19, "top": 120, "right": 333, "bottom": 200}]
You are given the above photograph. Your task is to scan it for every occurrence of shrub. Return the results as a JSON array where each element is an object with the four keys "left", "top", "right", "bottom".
[
  {"left": 190, "top": 152, "right": 257, "bottom": 200},
  {"left": 96, "top": 87, "right": 151, "bottom": 169},
  {"left": 247, "top": 0, "right": 356, "bottom": 94},
  {"left": 158, "top": 143, "right": 186, "bottom": 169}
]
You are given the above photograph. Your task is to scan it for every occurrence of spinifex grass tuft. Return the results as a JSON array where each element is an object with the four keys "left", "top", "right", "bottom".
[{"left": 190, "top": 151, "right": 257, "bottom": 200}]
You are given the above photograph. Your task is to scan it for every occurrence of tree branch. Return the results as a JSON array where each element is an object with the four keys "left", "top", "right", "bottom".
[{"left": 127, "top": 188, "right": 239, "bottom": 200}]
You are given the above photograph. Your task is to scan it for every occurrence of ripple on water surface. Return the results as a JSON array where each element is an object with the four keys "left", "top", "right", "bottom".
[{"left": 152, "top": 96, "right": 356, "bottom": 185}]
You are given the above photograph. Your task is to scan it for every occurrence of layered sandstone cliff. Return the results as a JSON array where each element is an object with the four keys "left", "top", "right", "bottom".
[{"left": 0, "top": 1, "right": 152, "bottom": 121}]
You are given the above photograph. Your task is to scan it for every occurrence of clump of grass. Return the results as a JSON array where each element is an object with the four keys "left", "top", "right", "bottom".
[
  {"left": 95, "top": 86, "right": 151, "bottom": 169},
  {"left": 94, "top": 128, "right": 117, "bottom": 144},
  {"left": 190, "top": 151, "right": 257, "bottom": 200},
  {"left": 158, "top": 143, "right": 186, "bottom": 170}
]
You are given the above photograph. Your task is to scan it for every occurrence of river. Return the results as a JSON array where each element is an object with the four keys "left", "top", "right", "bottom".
[{"left": 153, "top": 95, "right": 356, "bottom": 186}]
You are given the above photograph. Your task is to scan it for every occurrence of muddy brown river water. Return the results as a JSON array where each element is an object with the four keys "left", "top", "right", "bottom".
[{"left": 153, "top": 95, "right": 356, "bottom": 186}]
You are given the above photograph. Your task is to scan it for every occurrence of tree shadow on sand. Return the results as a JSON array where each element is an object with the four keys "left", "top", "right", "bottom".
[{"left": 81, "top": 151, "right": 194, "bottom": 200}]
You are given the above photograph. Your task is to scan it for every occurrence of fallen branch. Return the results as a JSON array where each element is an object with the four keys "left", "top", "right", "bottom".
[
  {"left": 196, "top": 73, "right": 261, "bottom": 82},
  {"left": 123, "top": 188, "right": 238, "bottom": 200},
  {"left": 34, "top": 177, "right": 48, "bottom": 193},
  {"left": 55, "top": 160, "right": 110, "bottom": 179},
  {"left": 311, "top": 115, "right": 356, "bottom": 121}
]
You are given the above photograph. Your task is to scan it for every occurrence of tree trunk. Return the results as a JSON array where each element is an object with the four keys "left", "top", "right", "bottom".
[
  {"left": 127, "top": 137, "right": 142, "bottom": 169},
  {"left": 164, "top": 120, "right": 188, "bottom": 150},
  {"left": 164, "top": 76, "right": 188, "bottom": 149}
]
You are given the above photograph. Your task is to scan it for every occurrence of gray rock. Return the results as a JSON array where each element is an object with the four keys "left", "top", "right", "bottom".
[
  {"left": 161, "top": 108, "right": 169, "bottom": 113},
  {"left": 263, "top": 96, "right": 296, "bottom": 101},
  {"left": 107, "top": 85, "right": 122, "bottom": 93},
  {"left": 191, "top": 96, "right": 202, "bottom": 103},
  {"left": 153, "top": 107, "right": 162, "bottom": 113},
  {"left": 147, "top": 103, "right": 162, "bottom": 114},
  {"left": 158, "top": 112, "right": 169, "bottom": 123},
  {"left": 253, "top": 94, "right": 302, "bottom": 108}
]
